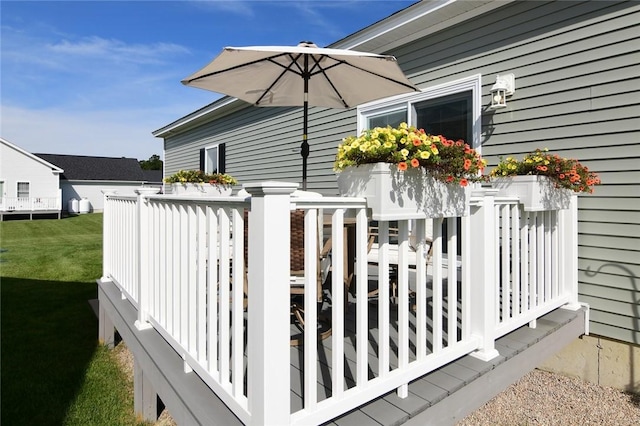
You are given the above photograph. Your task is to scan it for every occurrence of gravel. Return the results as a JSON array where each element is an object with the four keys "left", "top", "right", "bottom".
[
  {"left": 457, "top": 369, "right": 640, "bottom": 425},
  {"left": 113, "top": 343, "right": 639, "bottom": 425}
]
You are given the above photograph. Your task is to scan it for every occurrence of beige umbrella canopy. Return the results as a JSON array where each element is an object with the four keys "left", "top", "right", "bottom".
[{"left": 182, "top": 41, "right": 419, "bottom": 189}]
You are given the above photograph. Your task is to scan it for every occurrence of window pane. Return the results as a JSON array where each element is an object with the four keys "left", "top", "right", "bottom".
[
  {"left": 17, "top": 182, "right": 29, "bottom": 198},
  {"left": 206, "top": 147, "right": 218, "bottom": 173},
  {"left": 367, "top": 109, "right": 407, "bottom": 129},
  {"left": 414, "top": 92, "right": 472, "bottom": 256},
  {"left": 415, "top": 92, "right": 472, "bottom": 143}
]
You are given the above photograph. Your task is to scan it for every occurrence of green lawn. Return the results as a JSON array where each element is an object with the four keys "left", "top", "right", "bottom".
[{"left": 1, "top": 214, "right": 147, "bottom": 425}]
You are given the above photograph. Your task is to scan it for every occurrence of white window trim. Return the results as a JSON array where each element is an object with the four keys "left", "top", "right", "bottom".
[
  {"left": 17, "top": 181, "right": 30, "bottom": 198},
  {"left": 357, "top": 74, "right": 482, "bottom": 151},
  {"left": 204, "top": 144, "right": 218, "bottom": 174}
]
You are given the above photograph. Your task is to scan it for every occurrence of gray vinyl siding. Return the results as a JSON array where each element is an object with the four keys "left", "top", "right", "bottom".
[
  {"left": 164, "top": 103, "right": 357, "bottom": 194},
  {"left": 162, "top": 1, "right": 639, "bottom": 344},
  {"left": 386, "top": 0, "right": 639, "bottom": 344}
]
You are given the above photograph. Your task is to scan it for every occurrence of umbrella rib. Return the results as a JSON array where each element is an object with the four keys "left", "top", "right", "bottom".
[
  {"left": 311, "top": 56, "right": 418, "bottom": 93},
  {"left": 254, "top": 55, "right": 304, "bottom": 106},
  {"left": 308, "top": 55, "right": 349, "bottom": 108},
  {"left": 183, "top": 52, "right": 297, "bottom": 83}
]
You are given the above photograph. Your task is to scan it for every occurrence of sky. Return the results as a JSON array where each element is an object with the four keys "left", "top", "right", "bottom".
[{"left": 1, "top": 0, "right": 416, "bottom": 162}]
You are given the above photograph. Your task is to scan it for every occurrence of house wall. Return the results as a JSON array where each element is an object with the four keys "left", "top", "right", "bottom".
[
  {"left": 162, "top": 1, "right": 639, "bottom": 349},
  {"left": 540, "top": 334, "right": 640, "bottom": 393},
  {"left": 164, "top": 104, "right": 358, "bottom": 193},
  {"left": 62, "top": 181, "right": 146, "bottom": 212},
  {"left": 0, "top": 142, "right": 60, "bottom": 199},
  {"left": 395, "top": 0, "right": 639, "bottom": 345}
]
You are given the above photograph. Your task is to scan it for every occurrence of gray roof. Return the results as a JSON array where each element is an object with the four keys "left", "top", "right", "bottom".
[
  {"left": 35, "top": 153, "right": 146, "bottom": 181},
  {"left": 142, "top": 169, "right": 163, "bottom": 184}
]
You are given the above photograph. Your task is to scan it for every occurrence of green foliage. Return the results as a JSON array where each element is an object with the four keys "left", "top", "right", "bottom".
[
  {"left": 163, "top": 169, "right": 238, "bottom": 185},
  {"left": 334, "top": 122, "right": 488, "bottom": 186},
  {"left": 0, "top": 214, "right": 148, "bottom": 425},
  {"left": 490, "top": 148, "right": 601, "bottom": 193},
  {"left": 139, "top": 154, "right": 163, "bottom": 170}
]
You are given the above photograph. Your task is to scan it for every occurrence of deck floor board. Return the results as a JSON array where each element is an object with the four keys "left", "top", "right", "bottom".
[{"left": 98, "top": 278, "right": 586, "bottom": 425}]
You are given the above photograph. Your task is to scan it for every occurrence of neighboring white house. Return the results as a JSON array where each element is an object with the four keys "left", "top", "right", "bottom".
[
  {"left": 0, "top": 138, "right": 162, "bottom": 218},
  {"left": 36, "top": 153, "right": 161, "bottom": 213},
  {"left": 0, "top": 137, "right": 63, "bottom": 220}
]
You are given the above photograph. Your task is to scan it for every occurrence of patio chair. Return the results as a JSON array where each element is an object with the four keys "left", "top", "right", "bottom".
[
  {"left": 288, "top": 208, "right": 333, "bottom": 346},
  {"left": 239, "top": 189, "right": 332, "bottom": 346},
  {"left": 364, "top": 221, "right": 434, "bottom": 304}
]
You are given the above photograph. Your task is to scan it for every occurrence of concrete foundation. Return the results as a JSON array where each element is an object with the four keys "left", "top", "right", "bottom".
[{"left": 539, "top": 334, "right": 640, "bottom": 394}]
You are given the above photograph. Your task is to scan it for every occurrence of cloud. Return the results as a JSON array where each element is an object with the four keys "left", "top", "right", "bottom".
[
  {"left": 188, "top": 0, "right": 256, "bottom": 17},
  {"left": 48, "top": 36, "right": 189, "bottom": 65},
  {"left": 0, "top": 104, "right": 196, "bottom": 160},
  {"left": 289, "top": 1, "right": 360, "bottom": 41},
  {"left": 1, "top": 23, "right": 198, "bottom": 112}
]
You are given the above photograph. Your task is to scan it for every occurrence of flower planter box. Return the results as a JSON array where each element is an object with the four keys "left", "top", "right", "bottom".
[
  {"left": 169, "top": 183, "right": 232, "bottom": 197},
  {"left": 492, "top": 175, "right": 571, "bottom": 211},
  {"left": 336, "top": 162, "right": 470, "bottom": 220}
]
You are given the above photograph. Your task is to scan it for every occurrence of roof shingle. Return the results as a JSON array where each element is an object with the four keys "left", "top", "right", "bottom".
[{"left": 35, "top": 154, "right": 146, "bottom": 181}]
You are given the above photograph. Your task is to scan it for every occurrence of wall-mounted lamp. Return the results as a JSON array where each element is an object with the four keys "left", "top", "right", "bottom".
[{"left": 490, "top": 73, "right": 515, "bottom": 109}]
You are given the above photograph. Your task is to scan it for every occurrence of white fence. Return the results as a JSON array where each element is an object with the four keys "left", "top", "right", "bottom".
[{"left": 101, "top": 183, "right": 580, "bottom": 426}]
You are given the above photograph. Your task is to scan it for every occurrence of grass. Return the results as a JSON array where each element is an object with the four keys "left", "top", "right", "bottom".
[{"left": 1, "top": 214, "right": 147, "bottom": 425}]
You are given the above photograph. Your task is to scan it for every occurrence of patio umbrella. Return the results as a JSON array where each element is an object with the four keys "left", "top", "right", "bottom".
[{"left": 181, "top": 41, "right": 420, "bottom": 190}]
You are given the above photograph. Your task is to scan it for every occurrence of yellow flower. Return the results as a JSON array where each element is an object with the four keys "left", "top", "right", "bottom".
[
  {"left": 400, "top": 148, "right": 409, "bottom": 159},
  {"left": 420, "top": 151, "right": 431, "bottom": 160}
]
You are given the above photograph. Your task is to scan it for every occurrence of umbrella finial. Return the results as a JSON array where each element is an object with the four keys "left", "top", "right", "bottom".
[{"left": 298, "top": 41, "right": 317, "bottom": 48}]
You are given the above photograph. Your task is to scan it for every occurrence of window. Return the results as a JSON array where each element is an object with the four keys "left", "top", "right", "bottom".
[
  {"left": 367, "top": 109, "right": 407, "bottom": 129},
  {"left": 200, "top": 143, "right": 226, "bottom": 174},
  {"left": 17, "top": 181, "right": 30, "bottom": 198},
  {"left": 358, "top": 74, "right": 481, "bottom": 151}
]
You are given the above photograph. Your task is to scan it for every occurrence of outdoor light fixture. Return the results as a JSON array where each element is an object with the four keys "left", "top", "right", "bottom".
[{"left": 490, "top": 73, "right": 515, "bottom": 109}]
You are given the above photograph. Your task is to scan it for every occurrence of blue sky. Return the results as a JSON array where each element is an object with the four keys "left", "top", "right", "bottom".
[{"left": 1, "top": 0, "right": 415, "bottom": 161}]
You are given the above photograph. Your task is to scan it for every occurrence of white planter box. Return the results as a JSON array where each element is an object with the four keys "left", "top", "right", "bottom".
[
  {"left": 492, "top": 175, "right": 571, "bottom": 211},
  {"left": 336, "top": 163, "right": 470, "bottom": 220},
  {"left": 135, "top": 187, "right": 161, "bottom": 195},
  {"left": 169, "top": 183, "right": 232, "bottom": 197}
]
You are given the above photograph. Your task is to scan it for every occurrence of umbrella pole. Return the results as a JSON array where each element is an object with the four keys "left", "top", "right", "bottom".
[
  {"left": 301, "top": 102, "right": 309, "bottom": 191},
  {"left": 301, "top": 55, "right": 310, "bottom": 191}
]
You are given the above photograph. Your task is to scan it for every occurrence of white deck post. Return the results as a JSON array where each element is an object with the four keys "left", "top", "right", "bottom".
[
  {"left": 469, "top": 188, "right": 500, "bottom": 361},
  {"left": 561, "top": 193, "right": 581, "bottom": 310},
  {"left": 135, "top": 190, "right": 152, "bottom": 330},
  {"left": 101, "top": 192, "right": 111, "bottom": 281},
  {"left": 134, "top": 357, "right": 158, "bottom": 422},
  {"left": 100, "top": 190, "right": 117, "bottom": 281},
  {"left": 244, "top": 181, "right": 296, "bottom": 426}
]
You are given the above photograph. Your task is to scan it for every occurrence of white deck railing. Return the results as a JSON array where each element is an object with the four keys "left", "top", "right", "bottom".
[
  {"left": 101, "top": 183, "right": 579, "bottom": 426},
  {"left": 0, "top": 191, "right": 62, "bottom": 212}
]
